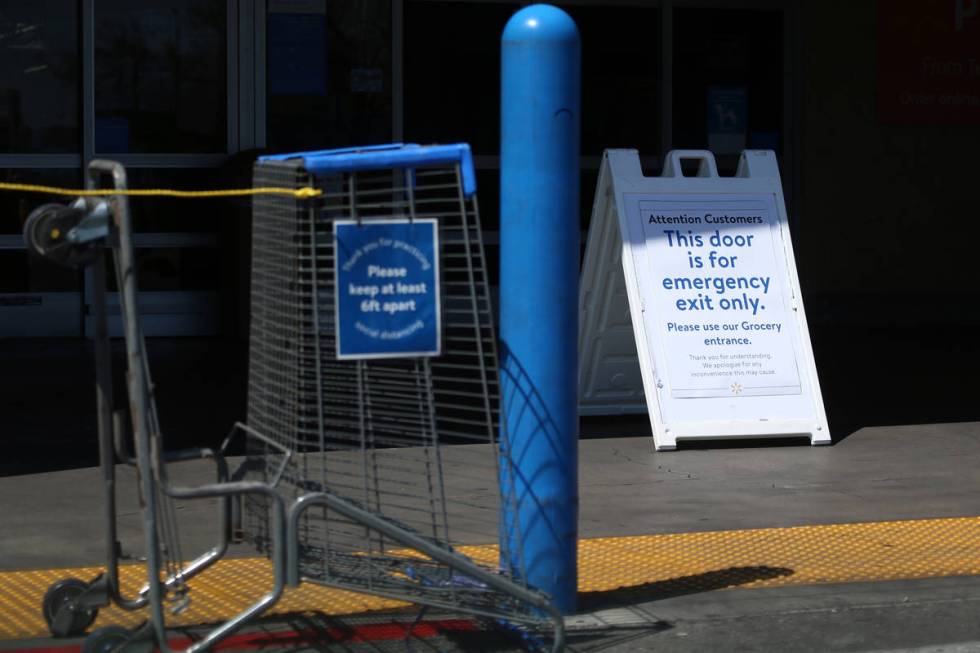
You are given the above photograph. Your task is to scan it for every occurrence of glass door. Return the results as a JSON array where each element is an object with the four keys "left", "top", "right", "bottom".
[
  {"left": 671, "top": 6, "right": 786, "bottom": 175},
  {"left": 86, "top": 0, "right": 233, "bottom": 337},
  {"left": 0, "top": 2, "right": 84, "bottom": 337},
  {"left": 0, "top": 0, "right": 253, "bottom": 338}
]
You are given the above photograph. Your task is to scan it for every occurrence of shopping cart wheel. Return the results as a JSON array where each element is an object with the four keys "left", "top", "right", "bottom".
[
  {"left": 81, "top": 626, "right": 131, "bottom": 653},
  {"left": 23, "top": 203, "right": 99, "bottom": 268},
  {"left": 42, "top": 578, "right": 98, "bottom": 637}
]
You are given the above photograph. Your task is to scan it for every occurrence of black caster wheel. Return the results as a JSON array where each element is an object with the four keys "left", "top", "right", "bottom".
[
  {"left": 23, "top": 202, "right": 98, "bottom": 268},
  {"left": 42, "top": 577, "right": 98, "bottom": 637},
  {"left": 81, "top": 626, "right": 131, "bottom": 653}
]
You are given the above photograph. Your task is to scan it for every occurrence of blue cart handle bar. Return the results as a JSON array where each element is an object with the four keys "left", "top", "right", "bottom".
[{"left": 260, "top": 143, "right": 477, "bottom": 198}]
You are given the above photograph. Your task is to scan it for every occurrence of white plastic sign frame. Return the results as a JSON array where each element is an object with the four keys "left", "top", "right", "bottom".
[{"left": 579, "top": 149, "right": 830, "bottom": 450}]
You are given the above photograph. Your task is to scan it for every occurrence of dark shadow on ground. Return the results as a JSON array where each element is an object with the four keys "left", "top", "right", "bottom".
[
  {"left": 578, "top": 565, "right": 795, "bottom": 612},
  {"left": 581, "top": 417, "right": 814, "bottom": 450}
]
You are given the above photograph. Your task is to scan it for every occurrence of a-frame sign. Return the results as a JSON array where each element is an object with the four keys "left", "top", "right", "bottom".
[{"left": 578, "top": 149, "right": 830, "bottom": 451}]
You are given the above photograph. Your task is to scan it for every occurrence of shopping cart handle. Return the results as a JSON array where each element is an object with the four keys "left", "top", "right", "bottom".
[{"left": 260, "top": 143, "right": 478, "bottom": 198}]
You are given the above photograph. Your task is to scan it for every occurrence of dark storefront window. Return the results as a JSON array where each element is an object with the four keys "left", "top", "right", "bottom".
[
  {"left": 103, "top": 247, "right": 220, "bottom": 292},
  {"left": 405, "top": 3, "right": 660, "bottom": 157},
  {"left": 570, "top": 5, "right": 661, "bottom": 157},
  {"left": 0, "top": 169, "right": 80, "bottom": 235},
  {"left": 405, "top": 2, "right": 513, "bottom": 154},
  {"left": 266, "top": 0, "right": 392, "bottom": 152},
  {"left": 406, "top": 1, "right": 661, "bottom": 288},
  {"left": 0, "top": 2, "right": 80, "bottom": 153},
  {"left": 122, "top": 168, "right": 234, "bottom": 233},
  {"left": 672, "top": 8, "right": 783, "bottom": 173},
  {"left": 0, "top": 250, "right": 79, "bottom": 293},
  {"left": 101, "top": 168, "right": 230, "bottom": 295},
  {"left": 94, "top": 0, "right": 227, "bottom": 153}
]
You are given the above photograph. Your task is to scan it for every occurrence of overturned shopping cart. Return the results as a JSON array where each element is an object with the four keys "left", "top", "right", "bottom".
[{"left": 28, "top": 145, "right": 564, "bottom": 652}]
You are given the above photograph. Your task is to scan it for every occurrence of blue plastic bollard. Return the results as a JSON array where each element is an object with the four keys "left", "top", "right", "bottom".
[{"left": 498, "top": 4, "right": 581, "bottom": 615}]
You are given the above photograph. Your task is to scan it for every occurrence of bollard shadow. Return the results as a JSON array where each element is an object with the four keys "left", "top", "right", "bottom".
[
  {"left": 561, "top": 567, "right": 793, "bottom": 651},
  {"left": 577, "top": 565, "right": 795, "bottom": 612},
  {"left": 496, "top": 340, "right": 577, "bottom": 598}
]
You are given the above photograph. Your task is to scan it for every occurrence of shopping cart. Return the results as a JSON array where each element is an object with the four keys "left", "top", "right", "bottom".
[
  {"left": 26, "top": 159, "right": 291, "bottom": 653},
  {"left": 25, "top": 146, "right": 563, "bottom": 652},
  {"left": 245, "top": 144, "right": 563, "bottom": 643}
]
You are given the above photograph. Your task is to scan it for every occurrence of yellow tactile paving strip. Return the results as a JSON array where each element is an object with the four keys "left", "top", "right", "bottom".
[{"left": 3, "top": 516, "right": 980, "bottom": 639}]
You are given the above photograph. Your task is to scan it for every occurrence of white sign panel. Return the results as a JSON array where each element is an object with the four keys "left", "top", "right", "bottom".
[
  {"left": 579, "top": 149, "right": 830, "bottom": 450},
  {"left": 629, "top": 195, "right": 801, "bottom": 399}
]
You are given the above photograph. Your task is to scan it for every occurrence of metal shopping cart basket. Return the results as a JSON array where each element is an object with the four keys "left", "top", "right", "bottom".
[
  {"left": 25, "top": 147, "right": 563, "bottom": 652},
  {"left": 245, "top": 144, "right": 563, "bottom": 645}
]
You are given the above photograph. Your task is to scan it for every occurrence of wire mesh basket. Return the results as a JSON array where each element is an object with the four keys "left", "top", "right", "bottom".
[{"left": 245, "top": 144, "right": 562, "bottom": 643}]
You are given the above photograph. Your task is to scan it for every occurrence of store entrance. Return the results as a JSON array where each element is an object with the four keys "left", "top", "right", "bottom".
[{"left": 0, "top": 0, "right": 257, "bottom": 338}]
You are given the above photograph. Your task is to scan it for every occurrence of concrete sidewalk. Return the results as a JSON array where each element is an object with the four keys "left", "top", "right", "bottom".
[
  {"left": 3, "top": 422, "right": 980, "bottom": 651},
  {"left": 6, "top": 422, "right": 980, "bottom": 569}
]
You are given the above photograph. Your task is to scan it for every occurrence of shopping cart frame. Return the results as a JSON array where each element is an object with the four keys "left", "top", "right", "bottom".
[
  {"left": 36, "top": 160, "right": 290, "bottom": 653},
  {"left": 31, "top": 157, "right": 565, "bottom": 652}
]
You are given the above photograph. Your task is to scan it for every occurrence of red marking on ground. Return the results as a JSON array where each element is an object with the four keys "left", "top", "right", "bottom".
[{"left": 4, "top": 619, "right": 478, "bottom": 653}]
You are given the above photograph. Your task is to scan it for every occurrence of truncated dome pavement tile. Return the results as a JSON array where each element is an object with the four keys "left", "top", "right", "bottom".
[{"left": 3, "top": 516, "right": 980, "bottom": 639}]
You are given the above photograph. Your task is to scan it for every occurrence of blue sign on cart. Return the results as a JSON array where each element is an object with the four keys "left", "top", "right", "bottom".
[{"left": 334, "top": 219, "right": 441, "bottom": 359}]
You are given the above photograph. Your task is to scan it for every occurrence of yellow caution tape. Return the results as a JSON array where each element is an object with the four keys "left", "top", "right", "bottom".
[{"left": 0, "top": 181, "right": 321, "bottom": 199}]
